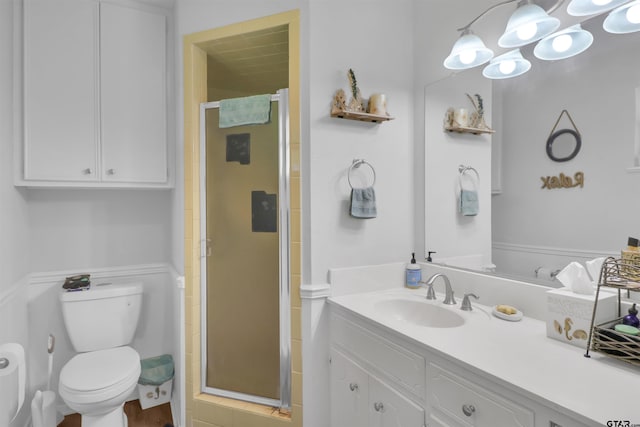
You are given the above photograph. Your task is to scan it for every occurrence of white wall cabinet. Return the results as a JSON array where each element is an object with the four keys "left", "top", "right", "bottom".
[
  {"left": 20, "top": 0, "right": 170, "bottom": 187},
  {"left": 329, "top": 310, "right": 590, "bottom": 427},
  {"left": 330, "top": 347, "right": 425, "bottom": 427}
]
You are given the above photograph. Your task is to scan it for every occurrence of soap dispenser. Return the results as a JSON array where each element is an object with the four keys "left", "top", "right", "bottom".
[
  {"left": 406, "top": 253, "right": 422, "bottom": 289},
  {"left": 623, "top": 303, "right": 640, "bottom": 327}
]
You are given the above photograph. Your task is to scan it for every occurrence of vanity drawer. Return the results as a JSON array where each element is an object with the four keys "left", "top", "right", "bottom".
[
  {"left": 428, "top": 362, "right": 534, "bottom": 427},
  {"left": 330, "top": 313, "right": 425, "bottom": 399}
]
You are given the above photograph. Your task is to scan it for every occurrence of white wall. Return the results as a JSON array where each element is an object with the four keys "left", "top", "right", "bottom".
[
  {"left": 1, "top": 0, "right": 29, "bottom": 289},
  {"left": 307, "top": 0, "right": 416, "bottom": 283},
  {"left": 1, "top": 2, "right": 30, "bottom": 425},
  {"left": 26, "top": 190, "right": 173, "bottom": 272}
]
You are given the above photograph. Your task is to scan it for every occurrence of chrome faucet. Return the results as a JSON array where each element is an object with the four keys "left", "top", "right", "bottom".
[
  {"left": 461, "top": 293, "right": 479, "bottom": 311},
  {"left": 423, "top": 273, "right": 456, "bottom": 305}
]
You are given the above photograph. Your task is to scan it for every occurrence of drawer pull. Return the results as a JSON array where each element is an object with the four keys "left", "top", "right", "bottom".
[
  {"left": 83, "top": 168, "right": 92, "bottom": 175},
  {"left": 462, "top": 404, "right": 475, "bottom": 416},
  {"left": 373, "top": 402, "right": 384, "bottom": 412},
  {"left": 107, "top": 168, "right": 115, "bottom": 175},
  {"left": 349, "top": 383, "right": 358, "bottom": 392}
]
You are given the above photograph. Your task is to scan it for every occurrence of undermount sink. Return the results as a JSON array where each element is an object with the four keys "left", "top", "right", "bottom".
[{"left": 373, "top": 298, "right": 465, "bottom": 328}]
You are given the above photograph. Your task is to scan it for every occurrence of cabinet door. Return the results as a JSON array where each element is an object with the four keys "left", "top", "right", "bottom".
[
  {"left": 369, "top": 375, "right": 425, "bottom": 427},
  {"left": 23, "top": 0, "right": 99, "bottom": 182},
  {"left": 100, "top": 3, "right": 167, "bottom": 183},
  {"left": 330, "top": 348, "right": 369, "bottom": 427},
  {"left": 428, "top": 363, "right": 534, "bottom": 427}
]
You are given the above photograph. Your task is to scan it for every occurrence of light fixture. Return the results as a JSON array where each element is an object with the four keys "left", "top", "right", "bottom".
[
  {"left": 443, "top": 29, "right": 494, "bottom": 70},
  {"left": 603, "top": 0, "right": 640, "bottom": 33},
  {"left": 498, "top": 1, "right": 561, "bottom": 47},
  {"left": 567, "top": 0, "right": 629, "bottom": 16},
  {"left": 482, "top": 49, "right": 532, "bottom": 79},
  {"left": 534, "top": 24, "right": 594, "bottom": 59}
]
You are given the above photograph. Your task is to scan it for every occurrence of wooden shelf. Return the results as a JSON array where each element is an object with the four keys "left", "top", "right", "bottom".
[
  {"left": 444, "top": 125, "right": 495, "bottom": 135},
  {"left": 331, "top": 110, "right": 394, "bottom": 123}
]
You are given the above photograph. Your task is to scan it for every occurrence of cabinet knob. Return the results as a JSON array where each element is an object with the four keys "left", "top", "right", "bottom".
[
  {"left": 348, "top": 383, "right": 358, "bottom": 392},
  {"left": 373, "top": 402, "right": 384, "bottom": 412},
  {"left": 107, "top": 169, "right": 115, "bottom": 175},
  {"left": 462, "top": 404, "right": 475, "bottom": 417},
  {"left": 83, "top": 168, "right": 92, "bottom": 175}
]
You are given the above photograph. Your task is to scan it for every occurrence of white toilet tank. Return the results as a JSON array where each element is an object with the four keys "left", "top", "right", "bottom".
[{"left": 60, "top": 282, "right": 143, "bottom": 352}]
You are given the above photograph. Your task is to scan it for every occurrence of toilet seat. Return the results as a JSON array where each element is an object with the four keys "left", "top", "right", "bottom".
[{"left": 59, "top": 346, "right": 140, "bottom": 405}]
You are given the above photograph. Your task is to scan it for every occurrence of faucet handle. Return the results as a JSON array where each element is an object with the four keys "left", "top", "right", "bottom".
[
  {"left": 419, "top": 280, "right": 436, "bottom": 300},
  {"left": 461, "top": 293, "right": 479, "bottom": 311}
]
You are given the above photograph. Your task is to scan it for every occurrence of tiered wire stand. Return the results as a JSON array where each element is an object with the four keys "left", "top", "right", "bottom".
[{"left": 584, "top": 257, "right": 640, "bottom": 366}]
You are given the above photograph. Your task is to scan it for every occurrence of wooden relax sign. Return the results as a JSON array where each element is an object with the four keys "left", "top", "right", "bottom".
[{"left": 541, "top": 171, "right": 584, "bottom": 190}]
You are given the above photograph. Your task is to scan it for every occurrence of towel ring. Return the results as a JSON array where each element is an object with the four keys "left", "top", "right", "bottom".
[
  {"left": 458, "top": 165, "right": 479, "bottom": 180},
  {"left": 348, "top": 159, "right": 376, "bottom": 189}
]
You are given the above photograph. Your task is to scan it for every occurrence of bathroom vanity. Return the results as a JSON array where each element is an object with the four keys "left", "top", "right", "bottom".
[{"left": 327, "top": 287, "right": 639, "bottom": 427}]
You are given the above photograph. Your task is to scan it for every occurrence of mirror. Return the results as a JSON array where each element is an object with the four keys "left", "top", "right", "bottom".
[
  {"left": 546, "top": 129, "right": 581, "bottom": 162},
  {"left": 426, "top": 12, "right": 640, "bottom": 286}
]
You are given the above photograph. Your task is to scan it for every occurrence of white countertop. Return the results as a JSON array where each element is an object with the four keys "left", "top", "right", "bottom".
[{"left": 328, "top": 287, "right": 640, "bottom": 426}]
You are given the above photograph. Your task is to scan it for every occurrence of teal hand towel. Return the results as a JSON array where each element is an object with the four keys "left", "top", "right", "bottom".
[
  {"left": 459, "top": 190, "right": 479, "bottom": 216},
  {"left": 350, "top": 187, "right": 377, "bottom": 219},
  {"left": 219, "top": 94, "right": 272, "bottom": 128}
]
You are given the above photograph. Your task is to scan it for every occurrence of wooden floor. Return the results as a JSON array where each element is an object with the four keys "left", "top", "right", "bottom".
[{"left": 59, "top": 400, "right": 173, "bottom": 427}]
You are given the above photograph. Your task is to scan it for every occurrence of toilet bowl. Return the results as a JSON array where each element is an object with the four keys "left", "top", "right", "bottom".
[
  {"left": 59, "top": 346, "right": 141, "bottom": 427},
  {"left": 58, "top": 282, "right": 144, "bottom": 427}
]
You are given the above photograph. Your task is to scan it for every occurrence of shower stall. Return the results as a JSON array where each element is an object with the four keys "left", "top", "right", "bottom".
[{"left": 199, "top": 89, "right": 290, "bottom": 408}]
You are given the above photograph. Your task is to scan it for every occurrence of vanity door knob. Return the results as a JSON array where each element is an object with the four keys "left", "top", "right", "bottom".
[
  {"left": 462, "top": 404, "right": 475, "bottom": 417},
  {"left": 373, "top": 402, "right": 384, "bottom": 412},
  {"left": 348, "top": 383, "right": 358, "bottom": 391},
  {"left": 107, "top": 169, "right": 115, "bottom": 175},
  {"left": 83, "top": 168, "right": 92, "bottom": 175}
]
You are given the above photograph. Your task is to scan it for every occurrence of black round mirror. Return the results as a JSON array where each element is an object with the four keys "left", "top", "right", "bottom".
[{"left": 546, "top": 129, "right": 581, "bottom": 162}]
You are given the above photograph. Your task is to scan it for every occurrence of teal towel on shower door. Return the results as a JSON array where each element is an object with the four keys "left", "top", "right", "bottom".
[{"left": 219, "top": 94, "right": 272, "bottom": 128}]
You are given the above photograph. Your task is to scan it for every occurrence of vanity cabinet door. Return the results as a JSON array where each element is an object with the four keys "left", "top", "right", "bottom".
[
  {"left": 23, "top": 0, "right": 99, "bottom": 182},
  {"left": 330, "top": 348, "right": 369, "bottom": 427},
  {"left": 428, "top": 362, "right": 534, "bottom": 427},
  {"left": 368, "top": 375, "right": 424, "bottom": 427},
  {"left": 99, "top": 2, "right": 167, "bottom": 184}
]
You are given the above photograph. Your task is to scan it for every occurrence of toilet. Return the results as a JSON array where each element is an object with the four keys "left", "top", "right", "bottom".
[{"left": 58, "top": 282, "right": 143, "bottom": 427}]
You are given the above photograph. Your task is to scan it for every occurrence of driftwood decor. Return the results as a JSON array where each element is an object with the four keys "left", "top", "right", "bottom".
[
  {"left": 443, "top": 93, "right": 494, "bottom": 134},
  {"left": 330, "top": 69, "right": 394, "bottom": 123}
]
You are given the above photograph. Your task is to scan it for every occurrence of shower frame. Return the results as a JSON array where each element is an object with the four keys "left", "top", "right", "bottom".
[{"left": 198, "top": 89, "right": 291, "bottom": 409}]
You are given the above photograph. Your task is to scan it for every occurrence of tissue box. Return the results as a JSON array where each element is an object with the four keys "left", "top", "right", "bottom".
[
  {"left": 546, "top": 287, "right": 616, "bottom": 348},
  {"left": 138, "top": 378, "right": 172, "bottom": 410}
]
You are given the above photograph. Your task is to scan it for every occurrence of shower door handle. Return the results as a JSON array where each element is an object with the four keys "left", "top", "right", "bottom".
[{"left": 201, "top": 239, "right": 212, "bottom": 257}]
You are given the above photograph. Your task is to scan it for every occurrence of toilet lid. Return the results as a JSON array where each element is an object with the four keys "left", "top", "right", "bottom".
[{"left": 60, "top": 346, "right": 140, "bottom": 392}]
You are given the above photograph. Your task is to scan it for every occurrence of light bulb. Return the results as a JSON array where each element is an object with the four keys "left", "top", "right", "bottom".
[
  {"left": 516, "top": 22, "right": 538, "bottom": 40},
  {"left": 499, "top": 60, "right": 517, "bottom": 75},
  {"left": 627, "top": 4, "right": 640, "bottom": 24},
  {"left": 552, "top": 34, "right": 573, "bottom": 52},
  {"left": 459, "top": 49, "right": 477, "bottom": 65},
  {"left": 593, "top": 0, "right": 612, "bottom": 5}
]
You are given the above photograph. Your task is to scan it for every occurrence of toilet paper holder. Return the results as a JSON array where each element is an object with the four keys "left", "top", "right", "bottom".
[{"left": 0, "top": 342, "right": 26, "bottom": 424}]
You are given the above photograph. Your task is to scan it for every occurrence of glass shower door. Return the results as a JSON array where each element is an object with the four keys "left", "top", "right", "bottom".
[{"left": 200, "top": 93, "right": 289, "bottom": 408}]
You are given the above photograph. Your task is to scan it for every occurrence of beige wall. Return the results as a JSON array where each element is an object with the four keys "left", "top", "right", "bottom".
[{"left": 183, "top": 10, "right": 301, "bottom": 427}]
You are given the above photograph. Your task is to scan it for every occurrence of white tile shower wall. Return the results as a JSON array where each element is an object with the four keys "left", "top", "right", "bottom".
[
  {"left": 0, "top": 278, "right": 29, "bottom": 427},
  {"left": 27, "top": 263, "right": 176, "bottom": 415}
]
